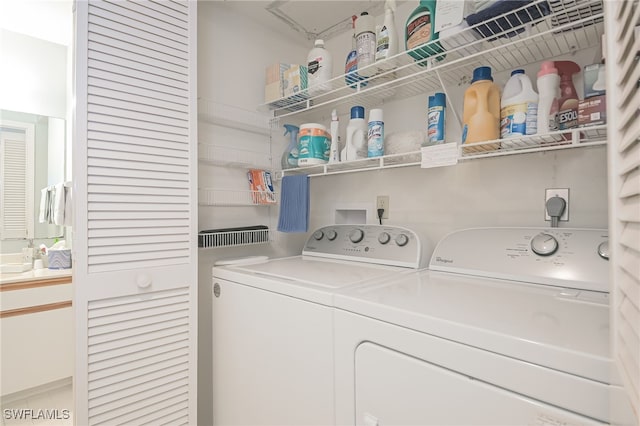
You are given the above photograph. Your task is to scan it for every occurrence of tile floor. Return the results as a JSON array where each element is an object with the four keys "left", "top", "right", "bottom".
[{"left": 1, "top": 382, "right": 72, "bottom": 425}]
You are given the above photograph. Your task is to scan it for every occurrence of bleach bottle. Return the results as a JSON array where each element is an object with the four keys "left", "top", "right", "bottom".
[
  {"left": 500, "top": 69, "right": 538, "bottom": 138},
  {"left": 281, "top": 124, "right": 299, "bottom": 169}
]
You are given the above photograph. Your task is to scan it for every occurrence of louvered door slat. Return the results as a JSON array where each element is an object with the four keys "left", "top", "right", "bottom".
[
  {"left": 605, "top": 0, "right": 640, "bottom": 422},
  {"left": 88, "top": 95, "right": 189, "bottom": 123},
  {"left": 75, "top": 0, "right": 196, "bottom": 422},
  {"left": 89, "top": 4, "right": 188, "bottom": 51}
]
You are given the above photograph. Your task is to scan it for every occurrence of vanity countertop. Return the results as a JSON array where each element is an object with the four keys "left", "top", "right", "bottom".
[{"left": 1, "top": 268, "right": 72, "bottom": 285}]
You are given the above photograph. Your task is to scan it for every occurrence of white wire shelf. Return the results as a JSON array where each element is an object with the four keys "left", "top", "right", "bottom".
[
  {"left": 199, "top": 99, "right": 271, "bottom": 135},
  {"left": 198, "top": 144, "right": 272, "bottom": 169},
  {"left": 199, "top": 189, "right": 277, "bottom": 206},
  {"left": 261, "top": 0, "right": 604, "bottom": 124},
  {"left": 198, "top": 227, "right": 270, "bottom": 248},
  {"left": 278, "top": 125, "right": 607, "bottom": 178}
]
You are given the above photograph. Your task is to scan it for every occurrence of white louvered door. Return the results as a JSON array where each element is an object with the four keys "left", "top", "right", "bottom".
[
  {"left": 604, "top": 0, "right": 640, "bottom": 423},
  {"left": 73, "top": 1, "right": 197, "bottom": 424}
]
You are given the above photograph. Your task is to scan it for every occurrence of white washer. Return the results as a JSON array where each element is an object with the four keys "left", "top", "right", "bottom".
[
  {"left": 334, "top": 227, "right": 634, "bottom": 425},
  {"left": 211, "top": 225, "right": 429, "bottom": 426}
]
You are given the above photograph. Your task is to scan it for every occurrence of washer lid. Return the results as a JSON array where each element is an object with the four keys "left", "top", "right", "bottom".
[
  {"left": 213, "top": 256, "right": 412, "bottom": 305},
  {"left": 335, "top": 269, "right": 611, "bottom": 384},
  {"left": 214, "top": 256, "right": 269, "bottom": 266}
]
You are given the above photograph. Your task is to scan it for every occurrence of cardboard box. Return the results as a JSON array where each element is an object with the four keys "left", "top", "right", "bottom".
[
  {"left": 578, "top": 95, "right": 606, "bottom": 127},
  {"left": 283, "top": 65, "right": 308, "bottom": 97},
  {"left": 265, "top": 63, "right": 309, "bottom": 103},
  {"left": 583, "top": 63, "right": 606, "bottom": 98}
]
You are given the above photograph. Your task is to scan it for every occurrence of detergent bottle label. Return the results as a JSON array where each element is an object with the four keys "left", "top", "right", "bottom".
[
  {"left": 406, "top": 12, "right": 432, "bottom": 50},
  {"left": 500, "top": 102, "right": 538, "bottom": 137}
]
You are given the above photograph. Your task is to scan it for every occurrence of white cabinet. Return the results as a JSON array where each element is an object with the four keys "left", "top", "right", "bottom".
[
  {"left": 1, "top": 278, "right": 73, "bottom": 396},
  {"left": 263, "top": 0, "right": 608, "bottom": 177}
]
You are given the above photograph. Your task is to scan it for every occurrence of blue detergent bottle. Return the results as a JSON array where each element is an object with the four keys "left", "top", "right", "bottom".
[{"left": 281, "top": 124, "right": 300, "bottom": 169}]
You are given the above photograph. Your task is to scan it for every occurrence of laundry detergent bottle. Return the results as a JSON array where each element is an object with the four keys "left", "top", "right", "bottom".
[
  {"left": 405, "top": 0, "right": 443, "bottom": 64},
  {"left": 462, "top": 66, "right": 501, "bottom": 149},
  {"left": 536, "top": 61, "right": 560, "bottom": 134}
]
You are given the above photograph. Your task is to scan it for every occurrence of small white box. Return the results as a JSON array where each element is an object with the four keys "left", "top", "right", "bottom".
[{"left": 48, "top": 250, "right": 72, "bottom": 269}]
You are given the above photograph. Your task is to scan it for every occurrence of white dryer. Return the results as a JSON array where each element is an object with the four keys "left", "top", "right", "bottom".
[
  {"left": 211, "top": 225, "right": 429, "bottom": 426},
  {"left": 334, "top": 227, "right": 635, "bottom": 425}
]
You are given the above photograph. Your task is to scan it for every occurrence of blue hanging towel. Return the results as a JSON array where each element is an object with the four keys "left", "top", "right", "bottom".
[{"left": 277, "top": 174, "right": 310, "bottom": 233}]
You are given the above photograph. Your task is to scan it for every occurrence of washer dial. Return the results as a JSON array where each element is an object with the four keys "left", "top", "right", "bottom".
[
  {"left": 395, "top": 234, "right": 409, "bottom": 247},
  {"left": 327, "top": 230, "right": 338, "bottom": 241},
  {"left": 313, "top": 230, "right": 324, "bottom": 240},
  {"left": 349, "top": 229, "right": 364, "bottom": 243},
  {"left": 531, "top": 233, "right": 559, "bottom": 256},
  {"left": 378, "top": 232, "right": 391, "bottom": 245}
]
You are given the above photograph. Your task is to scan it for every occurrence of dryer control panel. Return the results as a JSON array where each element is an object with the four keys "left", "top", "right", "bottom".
[
  {"left": 302, "top": 225, "right": 428, "bottom": 269},
  {"left": 429, "top": 228, "right": 609, "bottom": 292}
]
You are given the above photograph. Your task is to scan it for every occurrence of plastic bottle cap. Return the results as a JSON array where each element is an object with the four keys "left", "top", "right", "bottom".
[
  {"left": 432, "top": 92, "right": 446, "bottom": 106},
  {"left": 351, "top": 106, "right": 365, "bottom": 119},
  {"left": 369, "top": 108, "right": 383, "bottom": 122},
  {"left": 537, "top": 60, "right": 558, "bottom": 78},
  {"left": 314, "top": 39, "right": 324, "bottom": 47},
  {"left": 471, "top": 66, "right": 493, "bottom": 83},
  {"left": 511, "top": 69, "right": 525, "bottom": 76}
]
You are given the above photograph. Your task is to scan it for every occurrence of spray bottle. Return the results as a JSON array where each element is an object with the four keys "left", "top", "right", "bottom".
[
  {"left": 376, "top": 0, "right": 399, "bottom": 67},
  {"left": 329, "top": 109, "right": 340, "bottom": 163},
  {"left": 281, "top": 124, "right": 300, "bottom": 169},
  {"left": 555, "top": 61, "right": 580, "bottom": 130}
]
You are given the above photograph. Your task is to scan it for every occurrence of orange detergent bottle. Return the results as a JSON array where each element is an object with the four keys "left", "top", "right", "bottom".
[{"left": 462, "top": 66, "right": 501, "bottom": 151}]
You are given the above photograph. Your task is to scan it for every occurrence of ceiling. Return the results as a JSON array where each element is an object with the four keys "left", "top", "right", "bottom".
[
  {"left": 221, "top": 0, "right": 402, "bottom": 43},
  {"left": 0, "top": 0, "right": 73, "bottom": 46}
]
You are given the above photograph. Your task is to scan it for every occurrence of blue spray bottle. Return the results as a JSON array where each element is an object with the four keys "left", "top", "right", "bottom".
[{"left": 281, "top": 124, "right": 300, "bottom": 169}]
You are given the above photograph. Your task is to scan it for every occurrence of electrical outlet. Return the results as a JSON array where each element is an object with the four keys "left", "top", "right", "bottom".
[
  {"left": 545, "top": 188, "right": 569, "bottom": 221},
  {"left": 376, "top": 195, "right": 389, "bottom": 219}
]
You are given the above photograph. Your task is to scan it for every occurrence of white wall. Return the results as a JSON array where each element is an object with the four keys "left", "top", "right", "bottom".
[
  {"left": 0, "top": 30, "right": 67, "bottom": 119},
  {"left": 197, "top": 4, "right": 311, "bottom": 425}
]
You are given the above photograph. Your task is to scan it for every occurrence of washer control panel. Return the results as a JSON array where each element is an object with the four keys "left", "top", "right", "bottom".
[
  {"left": 430, "top": 228, "right": 609, "bottom": 292},
  {"left": 303, "top": 225, "right": 426, "bottom": 268}
]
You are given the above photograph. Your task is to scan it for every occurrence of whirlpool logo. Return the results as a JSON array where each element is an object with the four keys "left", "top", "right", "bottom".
[{"left": 435, "top": 256, "right": 453, "bottom": 264}]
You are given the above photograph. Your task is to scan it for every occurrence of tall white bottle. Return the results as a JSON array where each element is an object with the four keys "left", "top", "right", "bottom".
[
  {"left": 375, "top": 0, "right": 399, "bottom": 67},
  {"left": 307, "top": 39, "right": 332, "bottom": 96},
  {"left": 355, "top": 12, "right": 376, "bottom": 77},
  {"left": 500, "top": 69, "right": 538, "bottom": 138},
  {"left": 536, "top": 61, "right": 560, "bottom": 134}
]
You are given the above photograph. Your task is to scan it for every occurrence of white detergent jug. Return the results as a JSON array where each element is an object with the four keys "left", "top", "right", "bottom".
[
  {"left": 341, "top": 106, "right": 368, "bottom": 161},
  {"left": 500, "top": 69, "right": 538, "bottom": 139}
]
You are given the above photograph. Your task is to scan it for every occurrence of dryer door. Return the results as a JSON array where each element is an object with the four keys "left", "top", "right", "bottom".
[{"left": 354, "top": 342, "right": 603, "bottom": 425}]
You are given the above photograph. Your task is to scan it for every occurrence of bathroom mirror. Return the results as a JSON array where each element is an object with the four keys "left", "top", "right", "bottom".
[{"left": 0, "top": 109, "right": 65, "bottom": 241}]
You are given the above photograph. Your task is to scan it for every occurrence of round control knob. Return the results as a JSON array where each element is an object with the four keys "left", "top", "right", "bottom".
[
  {"left": 597, "top": 241, "right": 609, "bottom": 260},
  {"left": 378, "top": 232, "right": 391, "bottom": 245},
  {"left": 395, "top": 234, "right": 409, "bottom": 247},
  {"left": 349, "top": 229, "right": 364, "bottom": 244},
  {"left": 531, "top": 233, "right": 559, "bottom": 256},
  {"left": 327, "top": 230, "right": 337, "bottom": 241},
  {"left": 313, "top": 230, "right": 324, "bottom": 240}
]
